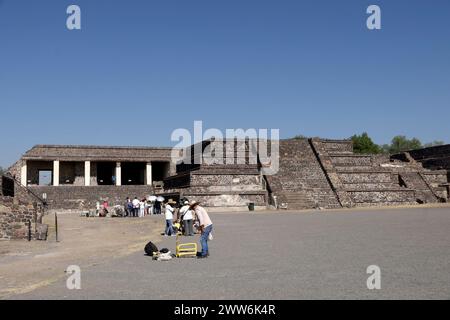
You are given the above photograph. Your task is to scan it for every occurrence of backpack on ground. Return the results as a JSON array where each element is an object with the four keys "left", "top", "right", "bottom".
[{"left": 144, "top": 241, "right": 159, "bottom": 256}]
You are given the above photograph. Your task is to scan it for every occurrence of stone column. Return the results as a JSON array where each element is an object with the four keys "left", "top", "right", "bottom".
[
  {"left": 21, "top": 161, "right": 27, "bottom": 186},
  {"left": 84, "top": 161, "right": 91, "bottom": 186},
  {"left": 146, "top": 162, "right": 152, "bottom": 186},
  {"left": 53, "top": 160, "right": 60, "bottom": 186},
  {"left": 116, "top": 162, "right": 122, "bottom": 186}
]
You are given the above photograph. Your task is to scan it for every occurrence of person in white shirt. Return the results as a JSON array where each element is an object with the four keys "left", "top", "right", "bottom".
[
  {"left": 139, "top": 199, "right": 145, "bottom": 218},
  {"left": 132, "top": 197, "right": 140, "bottom": 217},
  {"left": 190, "top": 201, "right": 213, "bottom": 258},
  {"left": 179, "top": 201, "right": 194, "bottom": 236},
  {"left": 164, "top": 199, "right": 176, "bottom": 236}
]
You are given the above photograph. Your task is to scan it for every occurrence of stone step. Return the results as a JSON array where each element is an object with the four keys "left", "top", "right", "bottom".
[
  {"left": 335, "top": 167, "right": 392, "bottom": 173},
  {"left": 346, "top": 189, "right": 416, "bottom": 204},
  {"left": 337, "top": 172, "right": 394, "bottom": 184},
  {"left": 333, "top": 165, "right": 374, "bottom": 170},
  {"left": 399, "top": 173, "right": 439, "bottom": 203},
  {"left": 343, "top": 183, "right": 401, "bottom": 190}
]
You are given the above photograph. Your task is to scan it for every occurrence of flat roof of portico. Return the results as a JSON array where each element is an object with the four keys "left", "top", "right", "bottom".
[{"left": 21, "top": 145, "right": 180, "bottom": 162}]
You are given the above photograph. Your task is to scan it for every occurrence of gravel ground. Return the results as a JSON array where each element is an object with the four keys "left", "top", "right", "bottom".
[{"left": 7, "top": 206, "right": 450, "bottom": 300}]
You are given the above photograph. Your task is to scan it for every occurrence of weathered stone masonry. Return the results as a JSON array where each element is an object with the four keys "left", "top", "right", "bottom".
[
  {"left": 163, "top": 140, "right": 267, "bottom": 211},
  {"left": 0, "top": 174, "right": 46, "bottom": 240},
  {"left": 5, "top": 140, "right": 450, "bottom": 212},
  {"left": 0, "top": 196, "right": 36, "bottom": 240},
  {"left": 392, "top": 145, "right": 450, "bottom": 202},
  {"left": 308, "top": 138, "right": 447, "bottom": 207}
]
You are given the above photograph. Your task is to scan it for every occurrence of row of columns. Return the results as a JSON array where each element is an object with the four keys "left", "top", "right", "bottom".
[{"left": 21, "top": 161, "right": 153, "bottom": 187}]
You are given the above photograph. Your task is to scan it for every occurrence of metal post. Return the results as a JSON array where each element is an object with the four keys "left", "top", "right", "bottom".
[
  {"left": 28, "top": 220, "right": 32, "bottom": 242},
  {"left": 55, "top": 212, "right": 59, "bottom": 242}
]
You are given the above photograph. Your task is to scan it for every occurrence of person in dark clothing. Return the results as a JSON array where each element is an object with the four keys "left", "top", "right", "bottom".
[
  {"left": 127, "top": 199, "right": 134, "bottom": 217},
  {"left": 124, "top": 197, "right": 131, "bottom": 217},
  {"left": 154, "top": 200, "right": 162, "bottom": 215}
]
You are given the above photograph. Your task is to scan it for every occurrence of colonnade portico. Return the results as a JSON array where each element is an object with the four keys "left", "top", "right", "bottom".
[{"left": 20, "top": 160, "right": 159, "bottom": 187}]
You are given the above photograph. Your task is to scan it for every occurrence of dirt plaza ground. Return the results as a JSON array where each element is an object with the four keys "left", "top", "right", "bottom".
[{"left": 1, "top": 205, "right": 450, "bottom": 300}]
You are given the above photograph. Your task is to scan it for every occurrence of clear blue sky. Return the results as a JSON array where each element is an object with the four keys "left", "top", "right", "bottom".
[{"left": 1, "top": 0, "right": 449, "bottom": 167}]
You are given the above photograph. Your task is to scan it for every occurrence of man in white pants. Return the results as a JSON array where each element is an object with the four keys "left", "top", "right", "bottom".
[
  {"left": 180, "top": 201, "right": 194, "bottom": 236},
  {"left": 164, "top": 199, "right": 176, "bottom": 236}
]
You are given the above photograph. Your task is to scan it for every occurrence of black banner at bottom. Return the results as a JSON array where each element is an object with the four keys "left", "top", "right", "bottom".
[{"left": 1, "top": 300, "right": 448, "bottom": 319}]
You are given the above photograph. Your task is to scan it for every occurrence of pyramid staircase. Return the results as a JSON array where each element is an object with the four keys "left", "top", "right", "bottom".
[
  {"left": 310, "top": 139, "right": 445, "bottom": 207},
  {"left": 265, "top": 139, "right": 341, "bottom": 209}
]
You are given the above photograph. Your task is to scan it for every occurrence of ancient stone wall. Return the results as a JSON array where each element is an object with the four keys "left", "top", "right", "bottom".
[
  {"left": 330, "top": 155, "right": 372, "bottom": 167},
  {"left": 392, "top": 145, "right": 450, "bottom": 172},
  {"left": 163, "top": 171, "right": 266, "bottom": 211},
  {"left": 311, "top": 138, "right": 447, "bottom": 207},
  {"left": 27, "top": 185, "right": 154, "bottom": 210},
  {"left": 346, "top": 190, "right": 416, "bottom": 206},
  {"left": 7, "top": 160, "right": 21, "bottom": 181},
  {"left": 0, "top": 173, "right": 43, "bottom": 205},
  {"left": 164, "top": 140, "right": 268, "bottom": 211},
  {"left": 175, "top": 192, "right": 267, "bottom": 211},
  {"left": 422, "top": 172, "right": 448, "bottom": 200},
  {"left": 0, "top": 196, "right": 36, "bottom": 240},
  {"left": 191, "top": 174, "right": 262, "bottom": 189},
  {"left": 315, "top": 139, "right": 353, "bottom": 154},
  {"left": 176, "top": 140, "right": 258, "bottom": 174}
]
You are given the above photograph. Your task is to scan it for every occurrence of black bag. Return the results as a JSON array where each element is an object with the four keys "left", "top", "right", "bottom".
[{"left": 144, "top": 241, "right": 159, "bottom": 256}]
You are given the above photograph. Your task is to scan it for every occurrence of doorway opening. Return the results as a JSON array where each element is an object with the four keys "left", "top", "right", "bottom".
[
  {"left": 122, "top": 162, "right": 145, "bottom": 185},
  {"left": 38, "top": 170, "right": 53, "bottom": 186},
  {"left": 97, "top": 162, "right": 116, "bottom": 185}
]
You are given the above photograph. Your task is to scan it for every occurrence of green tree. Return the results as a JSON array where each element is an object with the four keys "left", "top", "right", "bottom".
[
  {"left": 0, "top": 166, "right": 4, "bottom": 176},
  {"left": 387, "top": 135, "right": 422, "bottom": 154},
  {"left": 350, "top": 132, "right": 381, "bottom": 154},
  {"left": 380, "top": 144, "right": 391, "bottom": 154}
]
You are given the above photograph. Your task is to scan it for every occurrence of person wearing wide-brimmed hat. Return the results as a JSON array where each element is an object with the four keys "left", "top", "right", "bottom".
[
  {"left": 189, "top": 201, "right": 213, "bottom": 258},
  {"left": 180, "top": 201, "right": 194, "bottom": 236},
  {"left": 164, "top": 199, "right": 177, "bottom": 236}
]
